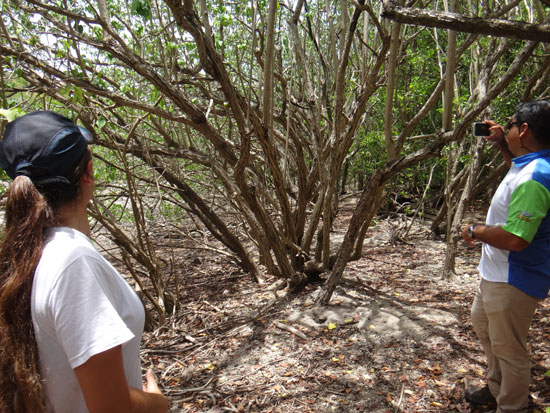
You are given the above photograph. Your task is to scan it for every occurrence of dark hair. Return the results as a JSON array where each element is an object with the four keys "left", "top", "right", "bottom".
[
  {"left": 0, "top": 150, "right": 91, "bottom": 412},
  {"left": 516, "top": 100, "right": 550, "bottom": 146}
]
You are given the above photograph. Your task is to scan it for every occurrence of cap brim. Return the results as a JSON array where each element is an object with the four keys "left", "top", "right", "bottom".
[{"left": 78, "top": 126, "right": 93, "bottom": 143}]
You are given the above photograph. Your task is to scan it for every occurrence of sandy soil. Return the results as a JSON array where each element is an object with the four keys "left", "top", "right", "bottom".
[{"left": 132, "top": 218, "right": 550, "bottom": 412}]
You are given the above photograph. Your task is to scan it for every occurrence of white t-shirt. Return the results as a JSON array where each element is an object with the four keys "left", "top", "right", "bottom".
[{"left": 31, "top": 227, "right": 145, "bottom": 413}]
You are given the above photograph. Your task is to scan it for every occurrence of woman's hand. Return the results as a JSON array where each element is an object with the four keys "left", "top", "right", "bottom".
[{"left": 143, "top": 368, "right": 162, "bottom": 394}]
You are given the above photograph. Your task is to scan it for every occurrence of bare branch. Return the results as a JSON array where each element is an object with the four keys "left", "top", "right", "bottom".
[{"left": 382, "top": 1, "right": 550, "bottom": 42}]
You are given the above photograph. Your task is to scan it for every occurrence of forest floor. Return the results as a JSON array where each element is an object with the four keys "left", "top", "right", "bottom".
[{"left": 136, "top": 202, "right": 550, "bottom": 413}]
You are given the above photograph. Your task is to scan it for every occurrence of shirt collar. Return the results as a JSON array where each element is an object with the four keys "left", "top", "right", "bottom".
[{"left": 512, "top": 149, "right": 550, "bottom": 167}]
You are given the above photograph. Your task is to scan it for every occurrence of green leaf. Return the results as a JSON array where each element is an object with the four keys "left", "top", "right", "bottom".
[
  {"left": 59, "top": 84, "right": 71, "bottom": 98},
  {"left": 95, "top": 118, "right": 107, "bottom": 130},
  {"left": 0, "top": 108, "right": 23, "bottom": 122},
  {"left": 73, "top": 86, "right": 83, "bottom": 103},
  {"left": 131, "top": 0, "right": 152, "bottom": 19}
]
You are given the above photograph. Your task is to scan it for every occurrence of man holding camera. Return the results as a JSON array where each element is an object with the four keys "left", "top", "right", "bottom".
[{"left": 461, "top": 100, "right": 550, "bottom": 413}]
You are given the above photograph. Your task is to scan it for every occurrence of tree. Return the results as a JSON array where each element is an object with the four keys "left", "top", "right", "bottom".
[{"left": 1, "top": 0, "right": 549, "bottom": 315}]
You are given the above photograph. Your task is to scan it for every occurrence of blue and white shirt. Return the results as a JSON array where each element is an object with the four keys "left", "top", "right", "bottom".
[{"left": 479, "top": 149, "right": 550, "bottom": 299}]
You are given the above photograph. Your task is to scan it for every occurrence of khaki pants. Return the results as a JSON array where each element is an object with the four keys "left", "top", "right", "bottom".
[{"left": 471, "top": 279, "right": 539, "bottom": 413}]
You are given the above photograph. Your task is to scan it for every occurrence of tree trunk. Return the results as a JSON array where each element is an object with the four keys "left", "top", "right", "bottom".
[{"left": 442, "top": 138, "right": 484, "bottom": 278}]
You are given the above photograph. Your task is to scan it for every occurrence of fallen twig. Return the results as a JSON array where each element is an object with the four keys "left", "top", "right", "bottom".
[{"left": 273, "top": 320, "right": 308, "bottom": 340}]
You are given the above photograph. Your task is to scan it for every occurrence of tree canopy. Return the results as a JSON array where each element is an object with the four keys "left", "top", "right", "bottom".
[{"left": 1, "top": 0, "right": 550, "bottom": 319}]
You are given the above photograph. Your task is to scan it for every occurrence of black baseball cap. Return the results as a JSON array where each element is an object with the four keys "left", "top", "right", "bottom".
[{"left": 0, "top": 111, "right": 93, "bottom": 185}]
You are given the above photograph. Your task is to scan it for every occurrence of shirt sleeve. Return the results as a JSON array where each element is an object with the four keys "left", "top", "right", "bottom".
[
  {"left": 502, "top": 179, "right": 550, "bottom": 242},
  {"left": 48, "top": 255, "right": 135, "bottom": 369}
]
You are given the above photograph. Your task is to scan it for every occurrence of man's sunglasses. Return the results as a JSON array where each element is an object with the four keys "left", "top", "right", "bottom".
[{"left": 505, "top": 118, "right": 519, "bottom": 132}]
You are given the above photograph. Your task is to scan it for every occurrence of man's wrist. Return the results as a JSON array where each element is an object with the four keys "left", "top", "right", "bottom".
[{"left": 467, "top": 224, "right": 477, "bottom": 239}]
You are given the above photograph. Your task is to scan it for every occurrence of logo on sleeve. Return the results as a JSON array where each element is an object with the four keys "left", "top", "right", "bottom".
[{"left": 517, "top": 211, "right": 533, "bottom": 222}]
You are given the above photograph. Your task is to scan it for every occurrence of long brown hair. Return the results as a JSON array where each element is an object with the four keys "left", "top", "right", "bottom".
[{"left": 0, "top": 150, "right": 91, "bottom": 412}]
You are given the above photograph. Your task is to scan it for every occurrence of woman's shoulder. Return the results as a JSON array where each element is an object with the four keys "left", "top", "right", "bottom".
[
  {"left": 44, "top": 227, "right": 96, "bottom": 252},
  {"left": 34, "top": 227, "right": 123, "bottom": 309},
  {"left": 38, "top": 227, "right": 102, "bottom": 277}
]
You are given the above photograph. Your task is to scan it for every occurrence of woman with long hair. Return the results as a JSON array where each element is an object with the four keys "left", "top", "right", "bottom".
[{"left": 0, "top": 111, "right": 168, "bottom": 413}]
